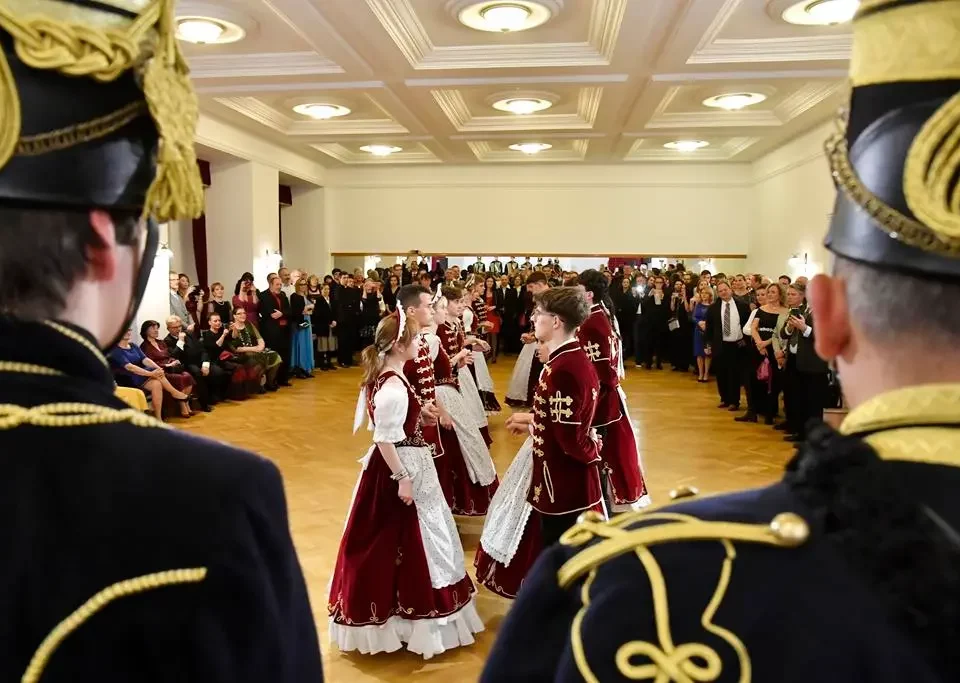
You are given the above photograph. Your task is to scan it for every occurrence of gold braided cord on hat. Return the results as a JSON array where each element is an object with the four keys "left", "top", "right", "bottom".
[
  {"left": 904, "top": 91, "right": 960, "bottom": 243},
  {"left": 824, "top": 115, "right": 960, "bottom": 255},
  {"left": 850, "top": 0, "right": 960, "bottom": 88},
  {"left": 0, "top": 0, "right": 203, "bottom": 222}
]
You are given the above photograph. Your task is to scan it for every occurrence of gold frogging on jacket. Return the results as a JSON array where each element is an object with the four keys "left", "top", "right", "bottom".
[
  {"left": 0, "top": 0, "right": 204, "bottom": 222},
  {"left": 555, "top": 509, "right": 810, "bottom": 682}
]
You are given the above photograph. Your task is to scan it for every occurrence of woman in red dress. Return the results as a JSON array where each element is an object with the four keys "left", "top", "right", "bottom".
[
  {"left": 482, "top": 276, "right": 502, "bottom": 363},
  {"left": 429, "top": 295, "right": 499, "bottom": 517},
  {"left": 328, "top": 314, "right": 483, "bottom": 659},
  {"left": 138, "top": 320, "right": 194, "bottom": 418}
]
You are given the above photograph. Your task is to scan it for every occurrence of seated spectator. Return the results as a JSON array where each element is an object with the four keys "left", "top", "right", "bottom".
[
  {"left": 108, "top": 329, "right": 189, "bottom": 421},
  {"left": 164, "top": 315, "right": 227, "bottom": 411},
  {"left": 228, "top": 307, "right": 281, "bottom": 392},
  {"left": 202, "top": 313, "right": 251, "bottom": 400},
  {"left": 139, "top": 320, "right": 195, "bottom": 417}
]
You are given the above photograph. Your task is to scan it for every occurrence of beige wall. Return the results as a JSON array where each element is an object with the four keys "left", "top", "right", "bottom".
[
  {"left": 749, "top": 122, "right": 836, "bottom": 279},
  {"left": 325, "top": 164, "right": 754, "bottom": 258}
]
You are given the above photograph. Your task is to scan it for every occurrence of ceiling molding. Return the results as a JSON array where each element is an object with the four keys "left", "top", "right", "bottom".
[
  {"left": 405, "top": 74, "right": 629, "bottom": 87},
  {"left": 467, "top": 140, "right": 590, "bottom": 162},
  {"left": 313, "top": 142, "right": 441, "bottom": 164},
  {"left": 187, "top": 52, "right": 344, "bottom": 78},
  {"left": 653, "top": 68, "right": 849, "bottom": 82},
  {"left": 195, "top": 81, "right": 387, "bottom": 95},
  {"left": 431, "top": 87, "right": 602, "bottom": 132},
  {"left": 366, "top": 0, "right": 627, "bottom": 70},
  {"left": 773, "top": 81, "right": 846, "bottom": 121},
  {"left": 215, "top": 97, "right": 409, "bottom": 136},
  {"left": 624, "top": 136, "right": 760, "bottom": 161},
  {"left": 686, "top": 0, "right": 851, "bottom": 65}
]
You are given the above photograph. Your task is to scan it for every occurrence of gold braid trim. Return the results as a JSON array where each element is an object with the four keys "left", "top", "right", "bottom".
[
  {"left": 21, "top": 568, "right": 208, "bottom": 683},
  {"left": 16, "top": 100, "right": 147, "bottom": 157},
  {"left": 0, "top": 402, "right": 167, "bottom": 430},
  {"left": 825, "top": 116, "right": 960, "bottom": 256},
  {"left": 0, "top": 361, "right": 64, "bottom": 376},
  {"left": 42, "top": 320, "right": 109, "bottom": 368},
  {"left": 0, "top": 0, "right": 204, "bottom": 222},
  {"left": 560, "top": 512, "right": 808, "bottom": 682}
]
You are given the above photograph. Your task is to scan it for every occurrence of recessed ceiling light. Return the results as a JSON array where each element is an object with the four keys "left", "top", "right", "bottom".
[
  {"left": 175, "top": 16, "right": 246, "bottom": 44},
  {"left": 509, "top": 142, "right": 552, "bottom": 154},
  {"left": 492, "top": 97, "right": 553, "bottom": 115},
  {"left": 664, "top": 140, "right": 709, "bottom": 152},
  {"left": 781, "top": 0, "right": 859, "bottom": 25},
  {"left": 292, "top": 103, "right": 352, "bottom": 120},
  {"left": 702, "top": 92, "right": 767, "bottom": 111},
  {"left": 360, "top": 145, "right": 403, "bottom": 156},
  {"left": 454, "top": 1, "right": 558, "bottom": 33}
]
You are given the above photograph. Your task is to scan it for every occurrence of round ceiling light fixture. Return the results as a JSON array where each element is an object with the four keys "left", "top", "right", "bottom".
[
  {"left": 664, "top": 140, "right": 710, "bottom": 152},
  {"left": 452, "top": 0, "right": 560, "bottom": 33},
  {"left": 292, "top": 103, "right": 352, "bottom": 120},
  {"left": 360, "top": 145, "right": 403, "bottom": 156},
  {"left": 175, "top": 16, "right": 246, "bottom": 44},
  {"left": 781, "top": 0, "right": 859, "bottom": 25},
  {"left": 509, "top": 142, "right": 552, "bottom": 154},
  {"left": 702, "top": 92, "right": 767, "bottom": 111},
  {"left": 492, "top": 96, "right": 554, "bottom": 115}
]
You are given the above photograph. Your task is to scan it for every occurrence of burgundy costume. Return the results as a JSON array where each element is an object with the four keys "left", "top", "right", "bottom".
[
  {"left": 469, "top": 298, "right": 502, "bottom": 413},
  {"left": 475, "top": 339, "right": 604, "bottom": 598},
  {"left": 403, "top": 333, "right": 450, "bottom": 505},
  {"left": 577, "top": 304, "right": 649, "bottom": 510},
  {"left": 328, "top": 371, "right": 483, "bottom": 658},
  {"left": 439, "top": 320, "right": 492, "bottom": 448}
]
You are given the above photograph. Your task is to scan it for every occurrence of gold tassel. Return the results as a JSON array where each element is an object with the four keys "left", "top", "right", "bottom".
[
  {"left": 0, "top": 48, "right": 21, "bottom": 171},
  {"left": 904, "top": 91, "right": 960, "bottom": 249},
  {"left": 140, "top": 0, "right": 204, "bottom": 222}
]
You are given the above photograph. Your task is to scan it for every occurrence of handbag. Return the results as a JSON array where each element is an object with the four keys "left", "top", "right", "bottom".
[
  {"left": 756, "top": 357, "right": 771, "bottom": 382},
  {"left": 667, "top": 317, "right": 680, "bottom": 332}
]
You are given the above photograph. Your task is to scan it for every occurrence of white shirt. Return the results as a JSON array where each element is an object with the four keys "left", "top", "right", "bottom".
[
  {"left": 721, "top": 299, "right": 743, "bottom": 342},
  {"left": 281, "top": 284, "right": 296, "bottom": 299}
]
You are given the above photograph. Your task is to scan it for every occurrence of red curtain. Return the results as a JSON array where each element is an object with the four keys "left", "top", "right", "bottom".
[{"left": 192, "top": 160, "right": 211, "bottom": 288}]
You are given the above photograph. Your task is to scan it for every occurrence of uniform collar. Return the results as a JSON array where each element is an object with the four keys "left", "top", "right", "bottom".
[
  {"left": 0, "top": 317, "right": 113, "bottom": 388},
  {"left": 840, "top": 383, "right": 960, "bottom": 468},
  {"left": 590, "top": 303, "right": 602, "bottom": 314},
  {"left": 547, "top": 337, "right": 579, "bottom": 363}
]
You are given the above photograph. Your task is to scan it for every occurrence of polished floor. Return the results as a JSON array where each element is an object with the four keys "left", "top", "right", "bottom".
[{"left": 178, "top": 355, "right": 794, "bottom": 682}]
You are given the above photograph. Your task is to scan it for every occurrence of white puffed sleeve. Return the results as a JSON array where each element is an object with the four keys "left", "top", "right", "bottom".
[
  {"left": 426, "top": 332, "right": 441, "bottom": 361},
  {"left": 462, "top": 307, "right": 475, "bottom": 333},
  {"left": 372, "top": 377, "right": 409, "bottom": 443}
]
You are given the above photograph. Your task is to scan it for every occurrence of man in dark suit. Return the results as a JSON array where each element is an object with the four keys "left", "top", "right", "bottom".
[
  {"left": 780, "top": 283, "right": 829, "bottom": 441},
  {"left": 258, "top": 275, "right": 293, "bottom": 387},
  {"left": 164, "top": 315, "right": 227, "bottom": 410},
  {"left": 0, "top": 3, "right": 323, "bottom": 680},
  {"left": 335, "top": 274, "right": 362, "bottom": 367},
  {"left": 703, "top": 280, "right": 752, "bottom": 412}
]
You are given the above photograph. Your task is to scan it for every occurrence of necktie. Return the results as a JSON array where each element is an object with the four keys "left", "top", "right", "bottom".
[{"left": 723, "top": 302, "right": 731, "bottom": 338}]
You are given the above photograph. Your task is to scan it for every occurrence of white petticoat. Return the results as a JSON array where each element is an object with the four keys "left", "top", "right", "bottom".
[
  {"left": 328, "top": 598, "right": 484, "bottom": 660},
  {"left": 436, "top": 384, "right": 497, "bottom": 486},
  {"left": 478, "top": 436, "right": 534, "bottom": 566},
  {"left": 471, "top": 350, "right": 495, "bottom": 392},
  {"left": 457, "top": 365, "right": 488, "bottom": 430},
  {"left": 506, "top": 343, "right": 536, "bottom": 403}
]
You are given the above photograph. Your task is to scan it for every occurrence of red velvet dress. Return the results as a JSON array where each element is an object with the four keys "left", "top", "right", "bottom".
[
  {"left": 439, "top": 321, "right": 492, "bottom": 448},
  {"left": 428, "top": 332, "right": 499, "bottom": 517},
  {"left": 467, "top": 302, "right": 502, "bottom": 413},
  {"left": 328, "top": 371, "right": 483, "bottom": 659},
  {"left": 139, "top": 339, "right": 195, "bottom": 414}
]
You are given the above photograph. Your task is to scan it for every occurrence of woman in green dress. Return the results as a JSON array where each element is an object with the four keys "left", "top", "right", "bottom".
[{"left": 228, "top": 307, "right": 281, "bottom": 392}]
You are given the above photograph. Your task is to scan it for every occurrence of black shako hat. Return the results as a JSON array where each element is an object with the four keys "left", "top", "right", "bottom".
[{"left": 824, "top": 0, "right": 960, "bottom": 278}]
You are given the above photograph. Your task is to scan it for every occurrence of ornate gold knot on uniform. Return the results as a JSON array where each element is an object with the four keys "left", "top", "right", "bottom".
[
  {"left": 549, "top": 392, "right": 574, "bottom": 422},
  {"left": 669, "top": 485, "right": 699, "bottom": 501},
  {"left": 533, "top": 435, "right": 544, "bottom": 445},
  {"left": 534, "top": 394, "right": 546, "bottom": 405},
  {"left": 583, "top": 341, "right": 601, "bottom": 362}
]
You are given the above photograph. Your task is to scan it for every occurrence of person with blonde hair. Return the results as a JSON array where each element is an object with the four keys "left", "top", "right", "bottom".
[{"left": 328, "top": 313, "right": 483, "bottom": 658}]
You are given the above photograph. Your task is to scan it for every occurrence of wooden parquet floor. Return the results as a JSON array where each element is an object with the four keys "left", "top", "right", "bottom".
[{"left": 177, "top": 356, "right": 793, "bottom": 682}]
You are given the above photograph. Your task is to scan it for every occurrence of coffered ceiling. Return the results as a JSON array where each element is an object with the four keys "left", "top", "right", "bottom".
[{"left": 181, "top": 0, "right": 853, "bottom": 165}]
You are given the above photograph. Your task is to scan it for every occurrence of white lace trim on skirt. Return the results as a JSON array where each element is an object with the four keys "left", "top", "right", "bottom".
[
  {"left": 329, "top": 598, "right": 485, "bottom": 660},
  {"left": 437, "top": 384, "right": 497, "bottom": 486},
  {"left": 506, "top": 343, "right": 536, "bottom": 402},
  {"left": 471, "top": 351, "right": 495, "bottom": 392},
  {"left": 457, "top": 366, "right": 488, "bottom": 429},
  {"left": 479, "top": 436, "right": 534, "bottom": 566}
]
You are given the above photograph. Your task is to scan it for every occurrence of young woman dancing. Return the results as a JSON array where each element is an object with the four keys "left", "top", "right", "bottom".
[{"left": 328, "top": 314, "right": 483, "bottom": 659}]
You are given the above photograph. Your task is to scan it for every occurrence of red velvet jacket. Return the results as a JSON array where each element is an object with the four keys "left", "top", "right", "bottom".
[
  {"left": 528, "top": 338, "right": 603, "bottom": 515},
  {"left": 576, "top": 304, "right": 623, "bottom": 427}
]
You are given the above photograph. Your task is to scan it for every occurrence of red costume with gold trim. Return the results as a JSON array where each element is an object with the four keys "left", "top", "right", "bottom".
[
  {"left": 576, "top": 304, "right": 648, "bottom": 508},
  {"left": 403, "top": 332, "right": 451, "bottom": 506},
  {"left": 528, "top": 339, "right": 603, "bottom": 515},
  {"left": 439, "top": 320, "right": 492, "bottom": 448}
]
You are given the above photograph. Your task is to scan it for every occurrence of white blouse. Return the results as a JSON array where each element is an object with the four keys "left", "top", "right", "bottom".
[
  {"left": 425, "top": 332, "right": 441, "bottom": 362},
  {"left": 462, "top": 308, "right": 475, "bottom": 334},
  {"left": 372, "top": 376, "right": 409, "bottom": 444}
]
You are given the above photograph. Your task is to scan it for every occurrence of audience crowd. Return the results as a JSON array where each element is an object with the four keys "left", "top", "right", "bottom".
[{"left": 109, "top": 259, "right": 836, "bottom": 439}]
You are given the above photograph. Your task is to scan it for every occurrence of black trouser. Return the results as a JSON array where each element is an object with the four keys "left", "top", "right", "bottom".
[
  {"left": 645, "top": 323, "right": 668, "bottom": 367},
  {"left": 796, "top": 370, "right": 828, "bottom": 437},
  {"left": 634, "top": 319, "right": 649, "bottom": 366},
  {"left": 263, "top": 326, "right": 292, "bottom": 384},
  {"left": 540, "top": 511, "right": 583, "bottom": 550},
  {"left": 185, "top": 363, "right": 226, "bottom": 408},
  {"left": 715, "top": 342, "right": 745, "bottom": 407},
  {"left": 784, "top": 354, "right": 801, "bottom": 432},
  {"left": 337, "top": 324, "right": 356, "bottom": 366}
]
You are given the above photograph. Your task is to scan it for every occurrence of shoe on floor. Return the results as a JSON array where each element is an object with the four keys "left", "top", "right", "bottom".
[
  {"left": 727, "top": 404, "right": 741, "bottom": 411},
  {"left": 784, "top": 434, "right": 803, "bottom": 443},
  {"left": 734, "top": 413, "right": 758, "bottom": 423},
  {"left": 718, "top": 403, "right": 730, "bottom": 409},
  {"left": 774, "top": 423, "right": 790, "bottom": 432}
]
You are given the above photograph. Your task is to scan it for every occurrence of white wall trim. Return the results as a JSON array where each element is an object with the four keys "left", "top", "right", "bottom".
[{"left": 752, "top": 149, "right": 825, "bottom": 184}]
